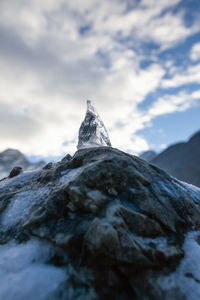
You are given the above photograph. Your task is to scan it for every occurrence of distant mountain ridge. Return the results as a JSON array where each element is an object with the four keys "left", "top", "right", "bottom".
[
  {"left": 140, "top": 150, "right": 157, "bottom": 162},
  {"left": 0, "top": 148, "right": 45, "bottom": 178},
  {"left": 151, "top": 130, "right": 200, "bottom": 187}
]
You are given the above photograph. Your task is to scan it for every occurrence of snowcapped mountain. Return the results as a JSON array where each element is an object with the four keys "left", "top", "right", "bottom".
[
  {"left": 0, "top": 148, "right": 45, "bottom": 178},
  {"left": 77, "top": 100, "right": 112, "bottom": 149},
  {"left": 151, "top": 130, "right": 200, "bottom": 187}
]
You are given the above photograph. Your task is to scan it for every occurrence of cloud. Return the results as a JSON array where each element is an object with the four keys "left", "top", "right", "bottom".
[
  {"left": 162, "top": 63, "right": 200, "bottom": 88},
  {"left": 0, "top": 102, "right": 41, "bottom": 140},
  {"left": 190, "top": 42, "right": 200, "bottom": 61},
  {"left": 147, "top": 90, "right": 200, "bottom": 117},
  {"left": 0, "top": 0, "right": 199, "bottom": 157}
]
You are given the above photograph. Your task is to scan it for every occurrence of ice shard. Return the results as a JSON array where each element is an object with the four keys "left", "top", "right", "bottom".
[{"left": 77, "top": 100, "right": 112, "bottom": 149}]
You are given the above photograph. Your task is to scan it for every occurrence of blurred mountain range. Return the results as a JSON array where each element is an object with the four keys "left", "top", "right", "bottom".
[
  {"left": 140, "top": 130, "right": 200, "bottom": 187},
  {"left": 0, "top": 149, "right": 45, "bottom": 178},
  {"left": 140, "top": 150, "right": 157, "bottom": 162}
]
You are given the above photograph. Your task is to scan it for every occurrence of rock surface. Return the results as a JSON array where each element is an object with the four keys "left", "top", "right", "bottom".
[
  {"left": 0, "top": 148, "right": 45, "bottom": 179},
  {"left": 151, "top": 130, "right": 200, "bottom": 187},
  {"left": 0, "top": 146, "right": 200, "bottom": 300},
  {"left": 77, "top": 100, "right": 112, "bottom": 149}
]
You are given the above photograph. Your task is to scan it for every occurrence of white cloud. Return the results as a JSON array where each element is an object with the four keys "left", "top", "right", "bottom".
[
  {"left": 148, "top": 90, "right": 200, "bottom": 117},
  {"left": 143, "top": 11, "right": 199, "bottom": 50},
  {"left": 190, "top": 42, "right": 200, "bottom": 61},
  {"left": 0, "top": 0, "right": 199, "bottom": 157},
  {"left": 162, "top": 63, "right": 200, "bottom": 88}
]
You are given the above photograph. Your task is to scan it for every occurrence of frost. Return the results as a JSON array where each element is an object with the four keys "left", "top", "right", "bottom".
[
  {"left": 137, "top": 236, "right": 168, "bottom": 250},
  {"left": 173, "top": 179, "right": 200, "bottom": 203},
  {"left": 0, "top": 170, "right": 41, "bottom": 192},
  {"left": 77, "top": 100, "right": 112, "bottom": 149},
  {"left": 152, "top": 177, "right": 200, "bottom": 205},
  {"left": 160, "top": 231, "right": 200, "bottom": 300},
  {"left": 1, "top": 187, "right": 49, "bottom": 230},
  {"left": 59, "top": 167, "right": 83, "bottom": 185},
  {"left": 87, "top": 190, "right": 104, "bottom": 201},
  {"left": 0, "top": 239, "right": 66, "bottom": 300}
]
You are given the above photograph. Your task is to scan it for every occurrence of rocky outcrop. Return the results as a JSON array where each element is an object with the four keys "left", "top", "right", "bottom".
[
  {"left": 0, "top": 148, "right": 45, "bottom": 179},
  {"left": 151, "top": 131, "right": 200, "bottom": 187},
  {"left": 0, "top": 147, "right": 200, "bottom": 300}
]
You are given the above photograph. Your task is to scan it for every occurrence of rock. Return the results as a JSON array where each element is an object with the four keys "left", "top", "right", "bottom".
[
  {"left": 61, "top": 154, "right": 72, "bottom": 163},
  {"left": 85, "top": 217, "right": 120, "bottom": 254},
  {"left": 0, "top": 146, "right": 200, "bottom": 300},
  {"left": 43, "top": 162, "right": 54, "bottom": 170},
  {"left": 8, "top": 166, "right": 23, "bottom": 178}
]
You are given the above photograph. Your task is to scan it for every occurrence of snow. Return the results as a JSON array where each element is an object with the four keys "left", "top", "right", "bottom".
[
  {"left": 160, "top": 231, "right": 200, "bottom": 300},
  {"left": 1, "top": 187, "right": 49, "bottom": 230},
  {"left": 137, "top": 235, "right": 168, "bottom": 250},
  {"left": 173, "top": 179, "right": 200, "bottom": 203},
  {"left": 151, "top": 177, "right": 200, "bottom": 205},
  {"left": 181, "top": 181, "right": 200, "bottom": 193},
  {"left": 59, "top": 167, "right": 83, "bottom": 185},
  {"left": 0, "top": 169, "right": 41, "bottom": 191},
  {"left": 0, "top": 239, "right": 66, "bottom": 300},
  {"left": 87, "top": 190, "right": 104, "bottom": 201},
  {"left": 77, "top": 100, "right": 112, "bottom": 149},
  {"left": 152, "top": 180, "right": 178, "bottom": 198}
]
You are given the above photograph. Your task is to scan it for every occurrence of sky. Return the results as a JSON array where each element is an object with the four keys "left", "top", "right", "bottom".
[{"left": 0, "top": 0, "right": 200, "bottom": 160}]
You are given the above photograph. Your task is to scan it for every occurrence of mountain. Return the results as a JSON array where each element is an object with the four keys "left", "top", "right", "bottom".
[
  {"left": 0, "top": 146, "right": 200, "bottom": 300},
  {"left": 151, "top": 130, "right": 200, "bottom": 187},
  {"left": 0, "top": 148, "right": 45, "bottom": 178},
  {"left": 77, "top": 100, "right": 112, "bottom": 149},
  {"left": 140, "top": 150, "right": 157, "bottom": 162}
]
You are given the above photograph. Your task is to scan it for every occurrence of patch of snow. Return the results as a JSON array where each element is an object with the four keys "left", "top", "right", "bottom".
[
  {"left": 152, "top": 180, "right": 177, "bottom": 198},
  {"left": 59, "top": 167, "right": 82, "bottom": 185},
  {"left": 160, "top": 231, "right": 200, "bottom": 300},
  {"left": 1, "top": 187, "right": 50, "bottom": 230},
  {"left": 87, "top": 190, "right": 103, "bottom": 201},
  {"left": 152, "top": 178, "right": 200, "bottom": 205},
  {"left": 0, "top": 170, "right": 41, "bottom": 192},
  {"left": 137, "top": 235, "right": 168, "bottom": 250},
  {"left": 0, "top": 239, "right": 66, "bottom": 300},
  {"left": 173, "top": 179, "right": 200, "bottom": 203},
  {"left": 180, "top": 181, "right": 200, "bottom": 192}
]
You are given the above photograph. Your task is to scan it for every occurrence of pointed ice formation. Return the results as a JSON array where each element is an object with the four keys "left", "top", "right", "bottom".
[{"left": 77, "top": 100, "right": 112, "bottom": 150}]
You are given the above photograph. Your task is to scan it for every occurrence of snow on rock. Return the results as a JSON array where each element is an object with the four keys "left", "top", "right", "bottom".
[
  {"left": 0, "top": 239, "right": 66, "bottom": 300},
  {"left": 77, "top": 100, "right": 112, "bottom": 149},
  {"left": 1, "top": 187, "right": 50, "bottom": 230},
  {"left": 160, "top": 231, "right": 200, "bottom": 300},
  {"left": 0, "top": 170, "right": 41, "bottom": 192},
  {"left": 58, "top": 167, "right": 83, "bottom": 186},
  {"left": 174, "top": 179, "right": 200, "bottom": 204}
]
